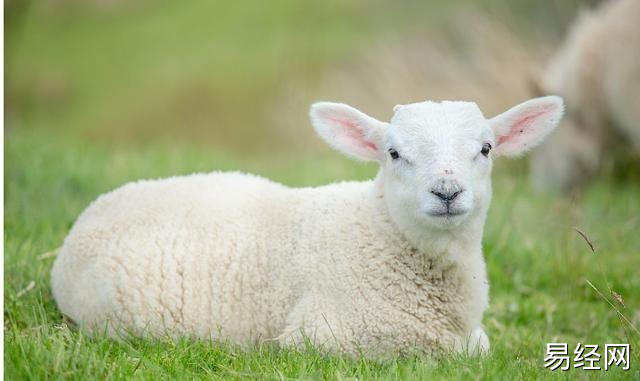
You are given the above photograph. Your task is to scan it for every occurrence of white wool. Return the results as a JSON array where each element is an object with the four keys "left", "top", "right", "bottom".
[
  {"left": 530, "top": 0, "right": 640, "bottom": 192},
  {"left": 52, "top": 96, "right": 563, "bottom": 358}
]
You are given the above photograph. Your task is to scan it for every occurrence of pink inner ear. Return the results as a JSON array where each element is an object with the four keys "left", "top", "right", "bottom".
[
  {"left": 328, "top": 116, "right": 377, "bottom": 151},
  {"left": 497, "top": 105, "right": 554, "bottom": 146}
]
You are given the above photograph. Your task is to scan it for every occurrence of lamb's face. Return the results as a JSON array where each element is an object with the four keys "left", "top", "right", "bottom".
[
  {"left": 310, "top": 96, "right": 564, "bottom": 234},
  {"left": 381, "top": 102, "right": 494, "bottom": 229}
]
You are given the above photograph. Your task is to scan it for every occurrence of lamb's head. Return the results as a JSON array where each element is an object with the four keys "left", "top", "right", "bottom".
[{"left": 310, "top": 97, "right": 563, "bottom": 235}]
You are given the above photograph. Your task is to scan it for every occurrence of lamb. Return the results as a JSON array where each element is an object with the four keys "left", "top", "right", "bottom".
[
  {"left": 530, "top": 0, "right": 640, "bottom": 192},
  {"left": 51, "top": 96, "right": 563, "bottom": 358}
]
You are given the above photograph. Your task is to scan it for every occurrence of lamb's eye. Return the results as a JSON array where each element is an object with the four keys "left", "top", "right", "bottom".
[
  {"left": 388, "top": 148, "right": 400, "bottom": 160},
  {"left": 480, "top": 143, "right": 492, "bottom": 157}
]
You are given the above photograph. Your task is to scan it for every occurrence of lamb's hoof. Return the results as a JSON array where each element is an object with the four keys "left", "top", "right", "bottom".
[
  {"left": 454, "top": 328, "right": 489, "bottom": 356},
  {"left": 469, "top": 328, "right": 490, "bottom": 356}
]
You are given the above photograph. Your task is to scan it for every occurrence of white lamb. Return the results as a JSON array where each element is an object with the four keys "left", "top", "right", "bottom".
[{"left": 51, "top": 96, "right": 563, "bottom": 357}]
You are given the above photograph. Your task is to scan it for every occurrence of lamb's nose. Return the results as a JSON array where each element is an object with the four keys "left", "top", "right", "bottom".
[{"left": 431, "top": 189, "right": 462, "bottom": 202}]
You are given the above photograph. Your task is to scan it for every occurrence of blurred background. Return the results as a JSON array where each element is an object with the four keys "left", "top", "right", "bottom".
[{"left": 6, "top": 0, "right": 601, "bottom": 158}]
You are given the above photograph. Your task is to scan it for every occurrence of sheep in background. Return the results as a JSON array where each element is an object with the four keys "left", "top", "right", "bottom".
[
  {"left": 530, "top": 0, "right": 640, "bottom": 192},
  {"left": 51, "top": 96, "right": 563, "bottom": 358}
]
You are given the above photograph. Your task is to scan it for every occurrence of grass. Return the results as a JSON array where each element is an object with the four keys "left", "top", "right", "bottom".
[
  {"left": 5, "top": 0, "right": 640, "bottom": 379},
  {"left": 5, "top": 127, "right": 640, "bottom": 380}
]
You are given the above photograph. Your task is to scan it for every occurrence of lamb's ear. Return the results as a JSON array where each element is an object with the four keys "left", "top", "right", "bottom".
[
  {"left": 490, "top": 96, "right": 564, "bottom": 157},
  {"left": 310, "top": 102, "right": 387, "bottom": 162}
]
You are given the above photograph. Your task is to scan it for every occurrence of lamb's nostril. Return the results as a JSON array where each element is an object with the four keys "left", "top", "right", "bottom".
[{"left": 431, "top": 189, "right": 463, "bottom": 202}]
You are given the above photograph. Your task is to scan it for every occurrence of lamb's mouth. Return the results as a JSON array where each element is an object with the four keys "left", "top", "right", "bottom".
[{"left": 428, "top": 210, "right": 467, "bottom": 217}]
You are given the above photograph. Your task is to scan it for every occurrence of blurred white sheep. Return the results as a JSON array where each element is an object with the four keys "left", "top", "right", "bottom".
[{"left": 530, "top": 0, "right": 640, "bottom": 192}]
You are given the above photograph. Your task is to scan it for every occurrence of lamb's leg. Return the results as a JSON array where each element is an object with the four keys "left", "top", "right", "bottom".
[
  {"left": 452, "top": 327, "right": 489, "bottom": 356},
  {"left": 277, "top": 296, "right": 346, "bottom": 353}
]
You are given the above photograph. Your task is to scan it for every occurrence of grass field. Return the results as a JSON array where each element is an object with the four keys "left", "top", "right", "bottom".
[
  {"left": 5, "top": 0, "right": 640, "bottom": 379},
  {"left": 5, "top": 128, "right": 640, "bottom": 379}
]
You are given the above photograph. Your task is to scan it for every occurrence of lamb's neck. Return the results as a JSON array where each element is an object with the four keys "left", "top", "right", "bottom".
[{"left": 407, "top": 220, "right": 484, "bottom": 264}]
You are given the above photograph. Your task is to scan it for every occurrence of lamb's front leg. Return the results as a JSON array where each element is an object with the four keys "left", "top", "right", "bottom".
[
  {"left": 277, "top": 296, "right": 349, "bottom": 354},
  {"left": 451, "top": 327, "right": 489, "bottom": 356}
]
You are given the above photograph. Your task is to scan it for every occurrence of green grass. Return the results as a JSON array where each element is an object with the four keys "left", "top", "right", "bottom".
[{"left": 5, "top": 127, "right": 640, "bottom": 380}]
